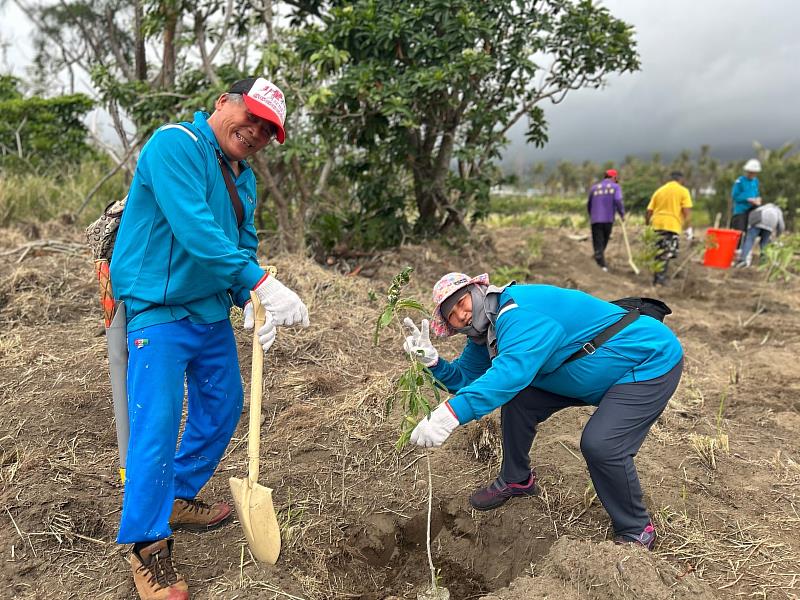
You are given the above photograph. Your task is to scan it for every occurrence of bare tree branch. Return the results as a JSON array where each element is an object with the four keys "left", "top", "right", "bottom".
[
  {"left": 105, "top": 5, "right": 135, "bottom": 81},
  {"left": 75, "top": 135, "right": 142, "bottom": 218}
]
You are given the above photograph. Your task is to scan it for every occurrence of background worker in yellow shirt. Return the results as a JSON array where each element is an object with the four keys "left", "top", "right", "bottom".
[{"left": 646, "top": 171, "right": 693, "bottom": 286}]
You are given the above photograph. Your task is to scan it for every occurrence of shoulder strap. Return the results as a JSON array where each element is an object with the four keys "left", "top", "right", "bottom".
[
  {"left": 562, "top": 309, "right": 639, "bottom": 365},
  {"left": 486, "top": 285, "right": 516, "bottom": 360},
  {"left": 214, "top": 150, "right": 244, "bottom": 228}
]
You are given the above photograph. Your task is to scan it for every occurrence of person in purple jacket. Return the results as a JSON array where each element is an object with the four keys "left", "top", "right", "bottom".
[{"left": 587, "top": 169, "right": 625, "bottom": 271}]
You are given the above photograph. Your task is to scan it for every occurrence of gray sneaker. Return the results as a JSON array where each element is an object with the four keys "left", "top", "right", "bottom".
[
  {"left": 469, "top": 472, "right": 539, "bottom": 511},
  {"left": 614, "top": 522, "right": 656, "bottom": 550}
]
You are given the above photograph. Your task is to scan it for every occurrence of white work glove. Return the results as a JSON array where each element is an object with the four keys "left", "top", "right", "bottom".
[
  {"left": 242, "top": 302, "right": 277, "bottom": 353},
  {"left": 403, "top": 318, "right": 439, "bottom": 367},
  {"left": 253, "top": 275, "right": 309, "bottom": 327},
  {"left": 243, "top": 301, "right": 255, "bottom": 329},
  {"left": 410, "top": 402, "right": 460, "bottom": 448},
  {"left": 684, "top": 226, "right": 694, "bottom": 241}
]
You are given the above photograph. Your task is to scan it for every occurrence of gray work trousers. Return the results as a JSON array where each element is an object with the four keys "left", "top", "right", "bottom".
[{"left": 500, "top": 359, "right": 683, "bottom": 538}]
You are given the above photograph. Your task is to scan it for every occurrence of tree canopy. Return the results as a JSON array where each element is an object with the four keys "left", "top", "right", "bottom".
[
  {"left": 8, "top": 0, "right": 642, "bottom": 248},
  {"left": 300, "top": 0, "right": 640, "bottom": 242},
  {"left": 0, "top": 75, "right": 94, "bottom": 173}
]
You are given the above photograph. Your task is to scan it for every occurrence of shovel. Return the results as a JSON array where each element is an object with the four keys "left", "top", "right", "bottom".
[
  {"left": 617, "top": 216, "right": 640, "bottom": 275},
  {"left": 229, "top": 292, "right": 281, "bottom": 564}
]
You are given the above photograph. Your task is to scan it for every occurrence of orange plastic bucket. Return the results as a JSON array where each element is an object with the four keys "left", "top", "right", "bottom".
[{"left": 703, "top": 228, "right": 741, "bottom": 269}]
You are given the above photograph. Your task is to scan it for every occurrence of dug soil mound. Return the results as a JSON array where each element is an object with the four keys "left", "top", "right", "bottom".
[
  {"left": 481, "top": 537, "right": 715, "bottom": 599},
  {"left": 0, "top": 221, "right": 798, "bottom": 599}
]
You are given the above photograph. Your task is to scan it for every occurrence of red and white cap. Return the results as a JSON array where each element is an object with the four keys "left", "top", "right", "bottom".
[{"left": 229, "top": 77, "right": 287, "bottom": 144}]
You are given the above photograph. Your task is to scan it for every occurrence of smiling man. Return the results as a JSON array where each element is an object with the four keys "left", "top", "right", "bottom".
[{"left": 110, "top": 77, "right": 308, "bottom": 600}]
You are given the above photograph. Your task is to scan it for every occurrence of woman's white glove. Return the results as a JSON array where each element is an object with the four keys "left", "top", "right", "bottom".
[
  {"left": 243, "top": 302, "right": 277, "bottom": 353},
  {"left": 410, "top": 402, "right": 460, "bottom": 448},
  {"left": 403, "top": 318, "right": 438, "bottom": 367},
  {"left": 253, "top": 275, "right": 309, "bottom": 327},
  {"left": 684, "top": 226, "right": 694, "bottom": 241}
]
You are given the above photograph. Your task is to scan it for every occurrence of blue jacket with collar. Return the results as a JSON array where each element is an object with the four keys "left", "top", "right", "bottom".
[
  {"left": 431, "top": 284, "right": 684, "bottom": 424},
  {"left": 110, "top": 112, "right": 265, "bottom": 332},
  {"left": 731, "top": 176, "right": 760, "bottom": 215}
]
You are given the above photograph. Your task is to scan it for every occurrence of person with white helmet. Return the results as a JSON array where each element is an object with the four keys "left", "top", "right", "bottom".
[
  {"left": 731, "top": 158, "right": 763, "bottom": 245},
  {"left": 403, "top": 273, "right": 684, "bottom": 551}
]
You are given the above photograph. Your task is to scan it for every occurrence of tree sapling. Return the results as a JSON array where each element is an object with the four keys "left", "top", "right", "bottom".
[{"left": 375, "top": 267, "right": 450, "bottom": 600}]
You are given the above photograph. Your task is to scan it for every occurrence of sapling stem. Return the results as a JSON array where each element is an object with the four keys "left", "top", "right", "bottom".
[
  {"left": 374, "top": 267, "right": 449, "bottom": 599},
  {"left": 426, "top": 451, "right": 436, "bottom": 592}
]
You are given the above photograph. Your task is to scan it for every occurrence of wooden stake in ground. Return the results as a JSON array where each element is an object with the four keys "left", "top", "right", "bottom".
[{"left": 617, "top": 216, "right": 640, "bottom": 275}]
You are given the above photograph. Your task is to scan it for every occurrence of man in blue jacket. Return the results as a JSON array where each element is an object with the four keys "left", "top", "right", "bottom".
[
  {"left": 731, "top": 158, "right": 762, "bottom": 247},
  {"left": 111, "top": 77, "right": 308, "bottom": 600},
  {"left": 403, "top": 273, "right": 683, "bottom": 550}
]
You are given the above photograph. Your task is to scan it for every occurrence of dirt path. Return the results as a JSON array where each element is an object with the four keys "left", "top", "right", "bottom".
[{"left": 0, "top": 222, "right": 798, "bottom": 599}]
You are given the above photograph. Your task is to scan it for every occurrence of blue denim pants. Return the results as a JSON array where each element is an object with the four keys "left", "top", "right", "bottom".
[
  {"left": 117, "top": 318, "right": 243, "bottom": 544},
  {"left": 740, "top": 226, "right": 771, "bottom": 265}
]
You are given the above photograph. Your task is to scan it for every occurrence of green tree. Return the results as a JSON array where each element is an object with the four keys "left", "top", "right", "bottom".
[
  {"left": 16, "top": 0, "right": 338, "bottom": 250},
  {"left": 753, "top": 143, "right": 799, "bottom": 231},
  {"left": 0, "top": 75, "right": 94, "bottom": 173},
  {"left": 299, "top": 0, "right": 640, "bottom": 240}
]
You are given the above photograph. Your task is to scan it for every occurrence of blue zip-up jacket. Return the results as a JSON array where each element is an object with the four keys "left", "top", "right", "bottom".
[
  {"left": 110, "top": 112, "right": 265, "bottom": 332},
  {"left": 731, "top": 176, "right": 760, "bottom": 215},
  {"left": 431, "top": 285, "right": 684, "bottom": 424}
]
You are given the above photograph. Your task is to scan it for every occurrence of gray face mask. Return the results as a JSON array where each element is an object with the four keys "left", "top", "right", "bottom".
[{"left": 454, "top": 285, "right": 494, "bottom": 344}]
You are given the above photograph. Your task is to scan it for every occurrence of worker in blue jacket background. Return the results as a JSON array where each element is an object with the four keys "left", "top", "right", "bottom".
[
  {"left": 111, "top": 77, "right": 309, "bottom": 600},
  {"left": 403, "top": 272, "right": 684, "bottom": 550},
  {"left": 730, "top": 158, "right": 763, "bottom": 248}
]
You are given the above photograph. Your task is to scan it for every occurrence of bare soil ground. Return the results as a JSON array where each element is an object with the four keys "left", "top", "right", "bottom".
[{"left": 1, "top": 221, "right": 798, "bottom": 599}]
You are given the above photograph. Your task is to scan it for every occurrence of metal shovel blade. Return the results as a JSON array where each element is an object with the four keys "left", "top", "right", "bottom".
[
  {"left": 229, "top": 475, "right": 280, "bottom": 563},
  {"left": 229, "top": 293, "right": 281, "bottom": 564}
]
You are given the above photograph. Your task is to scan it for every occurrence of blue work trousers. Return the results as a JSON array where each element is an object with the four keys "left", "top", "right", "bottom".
[
  {"left": 117, "top": 318, "right": 243, "bottom": 544},
  {"left": 740, "top": 226, "right": 771, "bottom": 265},
  {"left": 500, "top": 359, "right": 683, "bottom": 539}
]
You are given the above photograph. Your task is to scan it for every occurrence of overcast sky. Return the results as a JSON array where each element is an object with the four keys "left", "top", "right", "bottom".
[
  {"left": 2, "top": 1, "right": 798, "bottom": 164},
  {"left": 506, "top": 0, "right": 800, "bottom": 165}
]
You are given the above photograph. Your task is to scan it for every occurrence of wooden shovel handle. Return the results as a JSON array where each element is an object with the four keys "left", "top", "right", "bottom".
[
  {"left": 248, "top": 291, "right": 266, "bottom": 486},
  {"left": 617, "top": 216, "right": 640, "bottom": 275}
]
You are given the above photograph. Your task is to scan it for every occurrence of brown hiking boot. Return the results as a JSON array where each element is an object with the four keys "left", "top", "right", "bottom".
[
  {"left": 130, "top": 538, "right": 189, "bottom": 600},
  {"left": 169, "top": 498, "right": 232, "bottom": 531}
]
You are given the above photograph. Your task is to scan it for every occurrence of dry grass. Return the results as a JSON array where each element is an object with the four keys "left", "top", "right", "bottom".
[{"left": 0, "top": 222, "right": 799, "bottom": 599}]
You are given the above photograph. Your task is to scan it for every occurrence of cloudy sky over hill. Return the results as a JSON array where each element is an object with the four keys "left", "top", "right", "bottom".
[
  {"left": 2, "top": 0, "right": 798, "bottom": 164},
  {"left": 505, "top": 0, "right": 800, "bottom": 165}
]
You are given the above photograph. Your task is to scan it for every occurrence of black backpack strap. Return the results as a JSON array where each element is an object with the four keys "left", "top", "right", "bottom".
[
  {"left": 215, "top": 150, "right": 245, "bottom": 227},
  {"left": 562, "top": 309, "right": 640, "bottom": 364}
]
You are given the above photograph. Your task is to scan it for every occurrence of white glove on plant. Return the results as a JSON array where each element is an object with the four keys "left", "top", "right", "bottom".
[
  {"left": 403, "top": 318, "right": 438, "bottom": 367},
  {"left": 253, "top": 274, "right": 309, "bottom": 327},
  {"left": 242, "top": 302, "right": 277, "bottom": 353},
  {"left": 410, "top": 402, "right": 460, "bottom": 448},
  {"left": 684, "top": 226, "right": 694, "bottom": 241}
]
